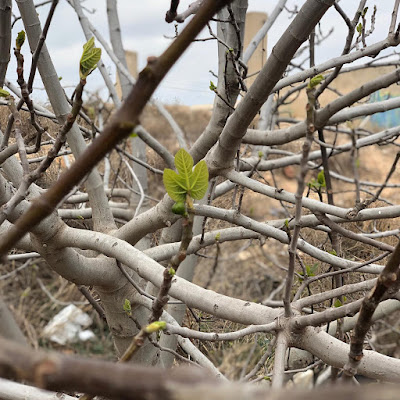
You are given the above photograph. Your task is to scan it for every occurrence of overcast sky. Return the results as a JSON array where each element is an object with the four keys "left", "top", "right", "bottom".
[{"left": 6, "top": 1, "right": 395, "bottom": 106}]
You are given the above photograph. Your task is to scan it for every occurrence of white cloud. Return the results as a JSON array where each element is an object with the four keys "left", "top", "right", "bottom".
[{"left": 5, "top": 1, "right": 398, "bottom": 106}]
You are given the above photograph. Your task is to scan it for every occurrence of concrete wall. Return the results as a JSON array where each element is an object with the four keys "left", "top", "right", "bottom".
[
  {"left": 243, "top": 12, "right": 268, "bottom": 88},
  {"left": 115, "top": 50, "right": 138, "bottom": 99}
]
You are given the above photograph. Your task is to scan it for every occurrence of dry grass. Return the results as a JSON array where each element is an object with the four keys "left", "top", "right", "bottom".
[{"left": 0, "top": 255, "right": 114, "bottom": 357}]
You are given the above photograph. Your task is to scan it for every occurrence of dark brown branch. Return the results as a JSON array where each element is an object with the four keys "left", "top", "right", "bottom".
[
  {"left": 27, "top": 0, "right": 59, "bottom": 93},
  {"left": 284, "top": 79, "right": 317, "bottom": 317},
  {"left": 150, "top": 209, "right": 194, "bottom": 324},
  {"left": 342, "top": 239, "right": 400, "bottom": 380},
  {"left": 7, "top": 97, "right": 29, "bottom": 175},
  {"left": 165, "top": 0, "right": 180, "bottom": 23},
  {"left": 77, "top": 286, "right": 106, "bottom": 321},
  {"left": 3, "top": 331, "right": 400, "bottom": 399},
  {"left": 0, "top": 336, "right": 212, "bottom": 399},
  {"left": 1, "top": 0, "right": 56, "bottom": 150}
]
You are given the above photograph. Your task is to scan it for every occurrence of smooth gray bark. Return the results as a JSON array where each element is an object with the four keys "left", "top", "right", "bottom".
[
  {"left": 0, "top": 299, "right": 27, "bottom": 345},
  {"left": 0, "top": 378, "right": 76, "bottom": 400}
]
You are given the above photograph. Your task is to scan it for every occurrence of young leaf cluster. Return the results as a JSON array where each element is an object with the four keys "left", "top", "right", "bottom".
[
  {"left": 15, "top": 30, "right": 25, "bottom": 50},
  {"left": 308, "top": 170, "right": 326, "bottom": 191},
  {"left": 308, "top": 74, "right": 324, "bottom": 89},
  {"left": 123, "top": 299, "right": 132, "bottom": 316},
  {"left": 334, "top": 296, "right": 347, "bottom": 308},
  {"left": 145, "top": 321, "right": 166, "bottom": 334},
  {"left": 0, "top": 88, "right": 10, "bottom": 98},
  {"left": 79, "top": 37, "right": 101, "bottom": 80},
  {"left": 163, "top": 149, "right": 209, "bottom": 203},
  {"left": 299, "top": 263, "right": 319, "bottom": 281}
]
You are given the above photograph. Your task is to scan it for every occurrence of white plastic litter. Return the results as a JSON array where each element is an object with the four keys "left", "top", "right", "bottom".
[
  {"left": 42, "top": 304, "right": 94, "bottom": 345},
  {"left": 78, "top": 330, "right": 96, "bottom": 342}
]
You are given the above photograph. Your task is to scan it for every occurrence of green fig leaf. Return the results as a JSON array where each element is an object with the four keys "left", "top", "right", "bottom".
[
  {"left": 306, "top": 263, "right": 318, "bottom": 277},
  {"left": 163, "top": 168, "right": 187, "bottom": 202},
  {"left": 189, "top": 160, "right": 209, "bottom": 200},
  {"left": 80, "top": 37, "right": 102, "bottom": 80},
  {"left": 174, "top": 148, "right": 193, "bottom": 188},
  {"left": 317, "top": 170, "right": 326, "bottom": 187},
  {"left": 334, "top": 299, "right": 342, "bottom": 308},
  {"left": 163, "top": 149, "right": 209, "bottom": 202}
]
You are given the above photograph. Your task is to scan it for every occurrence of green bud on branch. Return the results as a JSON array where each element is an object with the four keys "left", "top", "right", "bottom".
[
  {"left": 123, "top": 298, "right": 132, "bottom": 316},
  {"left": 308, "top": 74, "right": 324, "bottom": 89},
  {"left": 145, "top": 321, "right": 167, "bottom": 333},
  {"left": 16, "top": 31, "right": 25, "bottom": 50},
  {"left": 172, "top": 202, "right": 186, "bottom": 215}
]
